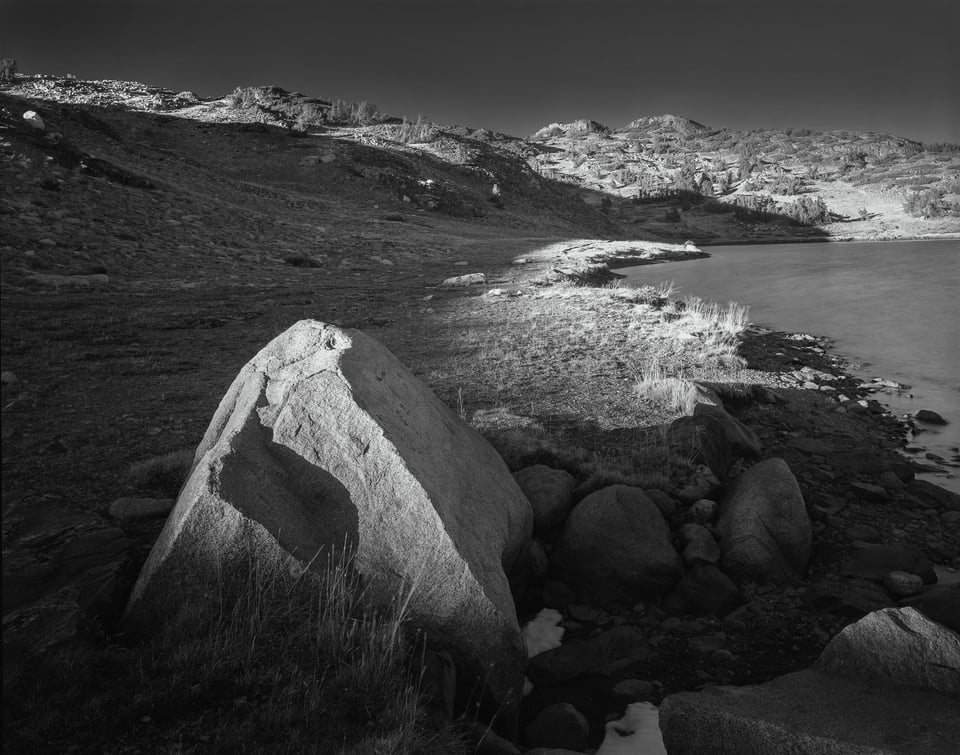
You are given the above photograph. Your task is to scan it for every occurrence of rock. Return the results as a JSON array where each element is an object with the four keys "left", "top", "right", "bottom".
[
  {"left": 23, "top": 110, "right": 45, "bottom": 130},
  {"left": 513, "top": 465, "right": 576, "bottom": 536},
  {"left": 108, "top": 497, "right": 175, "bottom": 522},
  {"left": 693, "top": 403, "right": 762, "bottom": 457},
  {"left": 668, "top": 415, "right": 730, "bottom": 480},
  {"left": 676, "top": 465, "right": 720, "bottom": 505},
  {"left": 611, "top": 679, "right": 655, "bottom": 703},
  {"left": 644, "top": 488, "right": 677, "bottom": 519},
  {"left": 522, "top": 608, "right": 564, "bottom": 658},
  {"left": 688, "top": 498, "right": 717, "bottom": 525},
  {"left": 527, "top": 626, "right": 651, "bottom": 686},
  {"left": 849, "top": 481, "right": 889, "bottom": 502},
  {"left": 523, "top": 703, "right": 589, "bottom": 750},
  {"left": 901, "top": 584, "right": 960, "bottom": 633},
  {"left": 551, "top": 485, "right": 681, "bottom": 605},
  {"left": 543, "top": 580, "right": 575, "bottom": 611},
  {"left": 828, "top": 448, "right": 913, "bottom": 482},
  {"left": 678, "top": 524, "right": 720, "bottom": 566},
  {"left": 840, "top": 542, "right": 936, "bottom": 584},
  {"left": 3, "top": 499, "right": 132, "bottom": 688},
  {"left": 664, "top": 565, "right": 740, "bottom": 616},
  {"left": 807, "top": 578, "right": 894, "bottom": 618},
  {"left": 915, "top": 409, "right": 948, "bottom": 425},
  {"left": 528, "top": 538, "right": 549, "bottom": 578},
  {"left": 844, "top": 523, "right": 881, "bottom": 543},
  {"left": 597, "top": 702, "right": 666, "bottom": 755},
  {"left": 816, "top": 607, "right": 960, "bottom": 695},
  {"left": 785, "top": 436, "right": 834, "bottom": 455},
  {"left": 441, "top": 272, "right": 486, "bottom": 287},
  {"left": 659, "top": 668, "right": 960, "bottom": 754},
  {"left": 883, "top": 570, "right": 924, "bottom": 598},
  {"left": 905, "top": 479, "right": 960, "bottom": 511},
  {"left": 123, "top": 321, "right": 532, "bottom": 721},
  {"left": 717, "top": 459, "right": 811, "bottom": 584}
]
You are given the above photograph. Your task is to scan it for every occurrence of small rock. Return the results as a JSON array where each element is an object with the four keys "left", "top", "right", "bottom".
[
  {"left": 882, "top": 571, "right": 924, "bottom": 598},
  {"left": 845, "top": 523, "right": 881, "bottom": 543},
  {"left": 23, "top": 110, "right": 45, "bottom": 130},
  {"left": 440, "top": 272, "right": 485, "bottom": 287},
  {"left": 915, "top": 409, "right": 948, "bottom": 425},
  {"left": 688, "top": 498, "right": 717, "bottom": 525},
  {"left": 523, "top": 703, "right": 589, "bottom": 750},
  {"left": 611, "top": 678, "right": 655, "bottom": 703}
]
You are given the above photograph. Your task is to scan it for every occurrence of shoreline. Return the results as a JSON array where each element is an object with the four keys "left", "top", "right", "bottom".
[{"left": 698, "top": 232, "right": 960, "bottom": 247}]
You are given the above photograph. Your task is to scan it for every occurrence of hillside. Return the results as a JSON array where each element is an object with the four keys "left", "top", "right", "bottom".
[{"left": 527, "top": 113, "right": 960, "bottom": 242}]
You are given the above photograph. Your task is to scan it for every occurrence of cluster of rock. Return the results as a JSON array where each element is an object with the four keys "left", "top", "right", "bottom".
[{"left": 5, "top": 320, "right": 957, "bottom": 753}]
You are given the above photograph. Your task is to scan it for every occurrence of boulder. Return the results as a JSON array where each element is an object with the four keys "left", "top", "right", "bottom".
[
  {"left": 108, "top": 496, "right": 175, "bottom": 523},
  {"left": 527, "top": 625, "right": 650, "bottom": 686},
  {"left": 883, "top": 570, "right": 924, "bottom": 598},
  {"left": 441, "top": 272, "right": 486, "bottom": 287},
  {"left": 678, "top": 523, "right": 720, "bottom": 566},
  {"left": 3, "top": 499, "right": 132, "bottom": 689},
  {"left": 551, "top": 485, "right": 681, "bottom": 605},
  {"left": 23, "top": 110, "right": 45, "bottom": 130},
  {"left": 915, "top": 409, "right": 948, "bottom": 425},
  {"left": 816, "top": 607, "right": 960, "bottom": 695},
  {"left": 717, "top": 459, "right": 811, "bottom": 584},
  {"left": 123, "top": 321, "right": 533, "bottom": 720},
  {"left": 902, "top": 584, "right": 960, "bottom": 634},
  {"left": 664, "top": 565, "right": 740, "bottom": 616},
  {"left": 840, "top": 542, "right": 936, "bottom": 584},
  {"left": 693, "top": 403, "right": 762, "bottom": 457},
  {"left": 659, "top": 668, "right": 960, "bottom": 754},
  {"left": 512, "top": 465, "right": 576, "bottom": 535}
]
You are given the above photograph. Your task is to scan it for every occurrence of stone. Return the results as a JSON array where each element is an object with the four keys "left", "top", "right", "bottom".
[
  {"left": 883, "top": 570, "right": 924, "bottom": 598},
  {"left": 644, "top": 488, "right": 677, "bottom": 519},
  {"left": 676, "top": 465, "right": 720, "bottom": 505},
  {"left": 844, "top": 523, "right": 881, "bottom": 543},
  {"left": 659, "top": 668, "right": 960, "bottom": 754},
  {"left": 905, "top": 479, "right": 960, "bottom": 511},
  {"left": 663, "top": 565, "right": 740, "bottom": 616},
  {"left": 23, "top": 110, "right": 45, "bottom": 130},
  {"left": 440, "top": 272, "right": 486, "bottom": 287},
  {"left": 693, "top": 403, "right": 762, "bottom": 457},
  {"left": 123, "top": 321, "right": 532, "bottom": 720},
  {"left": 597, "top": 702, "right": 666, "bottom": 755},
  {"left": 527, "top": 626, "right": 651, "bottom": 686},
  {"left": 668, "top": 414, "right": 730, "bottom": 480},
  {"left": 785, "top": 436, "right": 834, "bottom": 455},
  {"left": 528, "top": 538, "right": 549, "bottom": 578},
  {"left": 679, "top": 524, "right": 721, "bottom": 566},
  {"left": 717, "top": 459, "right": 811, "bottom": 584},
  {"left": 3, "top": 499, "right": 132, "bottom": 688},
  {"left": 816, "top": 607, "right": 960, "bottom": 695},
  {"left": 611, "top": 678, "right": 655, "bottom": 703},
  {"left": 688, "top": 498, "right": 717, "bottom": 524},
  {"left": 551, "top": 485, "right": 681, "bottom": 605},
  {"left": 828, "top": 448, "right": 914, "bottom": 482},
  {"left": 807, "top": 578, "right": 895, "bottom": 618},
  {"left": 901, "top": 584, "right": 960, "bottom": 633},
  {"left": 840, "top": 542, "right": 936, "bottom": 584},
  {"left": 108, "top": 497, "right": 175, "bottom": 522},
  {"left": 523, "top": 703, "right": 589, "bottom": 750},
  {"left": 915, "top": 409, "right": 948, "bottom": 425},
  {"left": 512, "top": 465, "right": 576, "bottom": 535},
  {"left": 849, "top": 481, "right": 889, "bottom": 501}
]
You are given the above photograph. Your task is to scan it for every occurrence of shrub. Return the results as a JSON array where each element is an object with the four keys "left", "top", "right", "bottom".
[
  {"left": 903, "top": 187, "right": 945, "bottom": 217},
  {"left": 397, "top": 114, "right": 437, "bottom": 144},
  {"left": 664, "top": 207, "right": 681, "bottom": 222},
  {"left": 781, "top": 195, "right": 830, "bottom": 225}
]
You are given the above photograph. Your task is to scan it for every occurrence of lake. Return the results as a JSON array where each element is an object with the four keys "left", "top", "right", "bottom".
[{"left": 622, "top": 239, "right": 960, "bottom": 493}]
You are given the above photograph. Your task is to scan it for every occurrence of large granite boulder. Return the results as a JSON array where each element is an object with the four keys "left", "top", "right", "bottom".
[
  {"left": 512, "top": 465, "right": 576, "bottom": 536},
  {"left": 550, "top": 485, "right": 681, "bottom": 605},
  {"left": 717, "top": 458, "right": 811, "bottom": 584},
  {"left": 816, "top": 607, "right": 960, "bottom": 695},
  {"left": 123, "top": 320, "right": 533, "bottom": 719}
]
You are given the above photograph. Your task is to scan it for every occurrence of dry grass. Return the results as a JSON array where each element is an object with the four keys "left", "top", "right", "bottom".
[{"left": 4, "top": 548, "right": 468, "bottom": 754}]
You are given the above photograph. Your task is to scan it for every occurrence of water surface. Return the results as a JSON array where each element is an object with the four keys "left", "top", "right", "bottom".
[{"left": 622, "top": 239, "right": 960, "bottom": 492}]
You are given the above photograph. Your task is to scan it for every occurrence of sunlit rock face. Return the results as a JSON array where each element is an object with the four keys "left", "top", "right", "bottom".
[{"left": 124, "top": 319, "right": 533, "bottom": 715}]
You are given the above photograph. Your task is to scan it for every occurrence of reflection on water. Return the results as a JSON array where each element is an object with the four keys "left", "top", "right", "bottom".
[{"left": 622, "top": 239, "right": 960, "bottom": 492}]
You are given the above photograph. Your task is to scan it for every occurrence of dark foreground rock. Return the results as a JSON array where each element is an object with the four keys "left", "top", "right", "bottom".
[{"left": 659, "top": 668, "right": 960, "bottom": 754}]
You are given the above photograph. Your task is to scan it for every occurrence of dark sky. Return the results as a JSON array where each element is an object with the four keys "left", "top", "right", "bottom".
[{"left": 5, "top": 0, "right": 959, "bottom": 143}]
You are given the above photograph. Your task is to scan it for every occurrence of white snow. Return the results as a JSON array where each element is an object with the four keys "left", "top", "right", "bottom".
[{"left": 596, "top": 702, "right": 667, "bottom": 755}]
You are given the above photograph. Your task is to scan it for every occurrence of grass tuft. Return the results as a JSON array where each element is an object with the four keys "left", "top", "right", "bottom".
[{"left": 4, "top": 548, "right": 468, "bottom": 754}]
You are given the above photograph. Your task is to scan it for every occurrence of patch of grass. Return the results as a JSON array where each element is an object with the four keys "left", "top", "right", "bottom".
[{"left": 4, "top": 549, "right": 469, "bottom": 754}]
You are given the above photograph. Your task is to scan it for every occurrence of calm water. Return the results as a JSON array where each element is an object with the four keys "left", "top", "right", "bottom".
[{"left": 623, "top": 239, "right": 960, "bottom": 493}]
